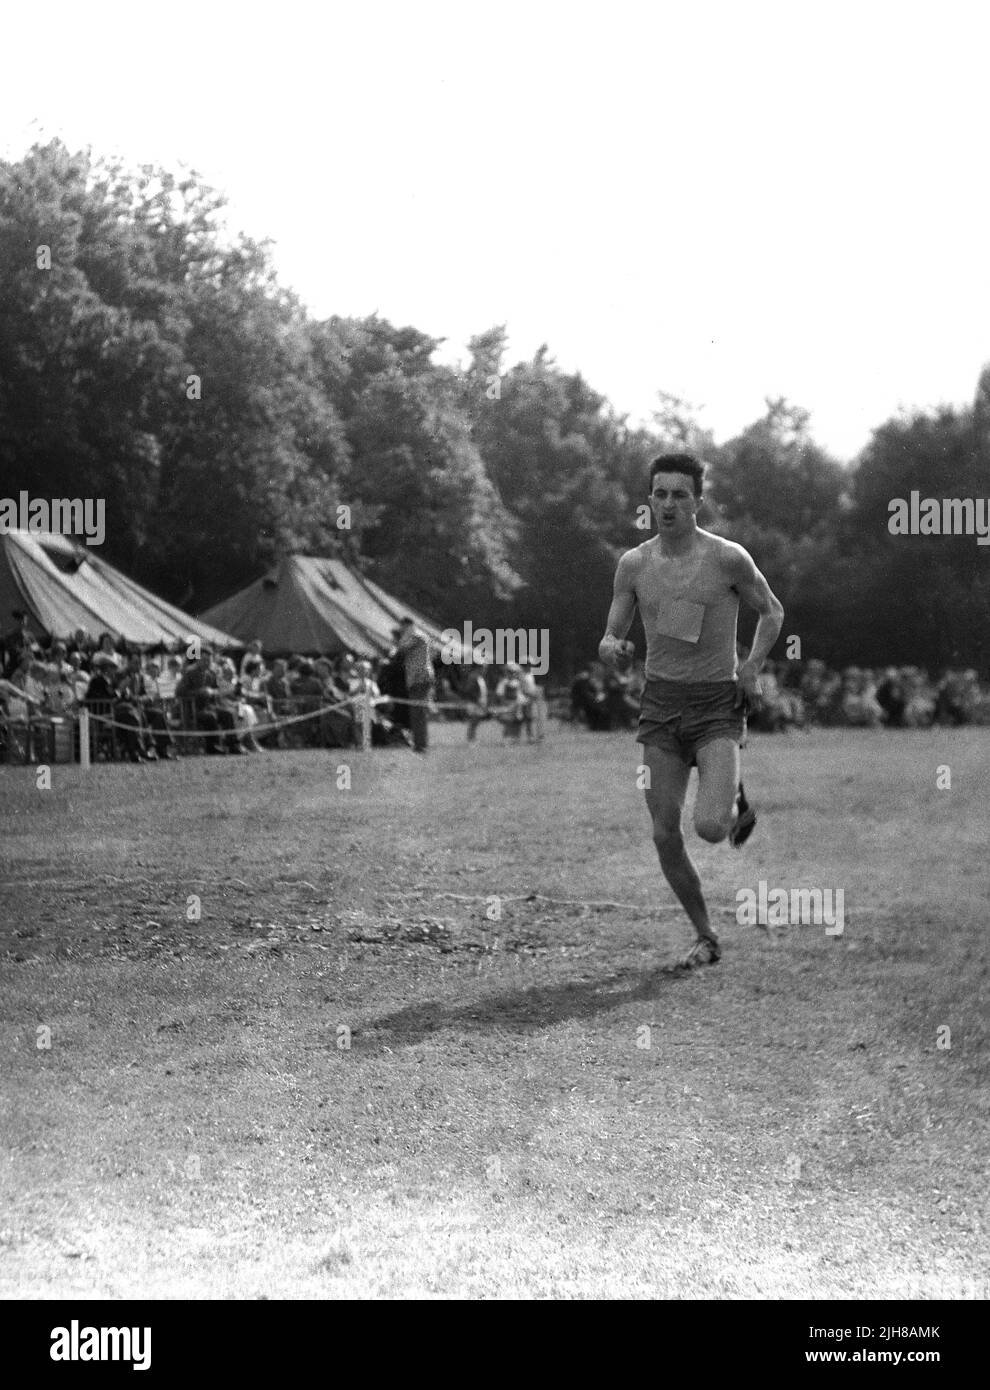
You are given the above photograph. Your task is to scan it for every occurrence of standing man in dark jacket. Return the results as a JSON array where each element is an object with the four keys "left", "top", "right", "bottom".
[{"left": 396, "top": 617, "right": 434, "bottom": 753}]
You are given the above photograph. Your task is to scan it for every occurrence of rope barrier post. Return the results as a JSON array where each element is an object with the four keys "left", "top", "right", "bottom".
[
  {"left": 361, "top": 691, "right": 372, "bottom": 751},
  {"left": 78, "top": 710, "right": 90, "bottom": 769}
]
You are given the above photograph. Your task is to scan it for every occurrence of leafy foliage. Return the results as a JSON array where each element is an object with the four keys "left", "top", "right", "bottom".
[{"left": 1, "top": 140, "right": 987, "bottom": 672}]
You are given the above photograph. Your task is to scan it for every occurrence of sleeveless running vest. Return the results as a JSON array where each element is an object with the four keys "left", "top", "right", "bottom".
[{"left": 634, "top": 535, "right": 739, "bottom": 683}]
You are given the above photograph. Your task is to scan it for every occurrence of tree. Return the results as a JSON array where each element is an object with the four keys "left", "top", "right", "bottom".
[
  {"left": 841, "top": 400, "right": 989, "bottom": 669},
  {"left": 311, "top": 315, "right": 520, "bottom": 614},
  {"left": 0, "top": 141, "right": 353, "bottom": 609},
  {"left": 708, "top": 397, "right": 847, "bottom": 540},
  {"left": 458, "top": 338, "right": 656, "bottom": 674},
  {"left": 652, "top": 391, "right": 717, "bottom": 458}
]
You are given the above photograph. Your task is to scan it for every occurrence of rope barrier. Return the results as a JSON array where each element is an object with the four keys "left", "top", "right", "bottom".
[
  {"left": 9, "top": 689, "right": 524, "bottom": 742},
  {"left": 82, "top": 694, "right": 357, "bottom": 738},
  {"left": 33, "top": 692, "right": 515, "bottom": 750},
  {"left": 72, "top": 690, "right": 493, "bottom": 736},
  {"left": 382, "top": 695, "right": 479, "bottom": 711}
]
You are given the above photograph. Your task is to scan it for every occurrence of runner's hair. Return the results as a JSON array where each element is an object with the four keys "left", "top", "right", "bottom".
[{"left": 649, "top": 454, "right": 705, "bottom": 498}]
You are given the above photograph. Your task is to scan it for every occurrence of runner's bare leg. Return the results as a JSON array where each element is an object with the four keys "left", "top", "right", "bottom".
[
  {"left": 693, "top": 738, "right": 740, "bottom": 843},
  {"left": 642, "top": 744, "right": 716, "bottom": 942}
]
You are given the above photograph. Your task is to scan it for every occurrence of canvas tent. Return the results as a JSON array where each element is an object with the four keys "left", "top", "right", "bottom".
[
  {"left": 0, "top": 529, "right": 239, "bottom": 649},
  {"left": 199, "top": 555, "right": 462, "bottom": 659}
]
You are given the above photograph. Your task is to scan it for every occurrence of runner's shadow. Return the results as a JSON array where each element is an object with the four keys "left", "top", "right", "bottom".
[{"left": 355, "top": 964, "right": 693, "bottom": 1055}]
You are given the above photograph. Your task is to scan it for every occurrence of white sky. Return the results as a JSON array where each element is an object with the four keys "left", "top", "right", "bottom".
[{"left": 3, "top": 0, "right": 988, "bottom": 460}]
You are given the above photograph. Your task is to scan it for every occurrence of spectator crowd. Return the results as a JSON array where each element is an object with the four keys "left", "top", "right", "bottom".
[
  {"left": 568, "top": 655, "right": 990, "bottom": 732},
  {"left": 3, "top": 606, "right": 986, "bottom": 766},
  {"left": 0, "top": 614, "right": 438, "bottom": 763},
  {"left": 0, "top": 611, "right": 550, "bottom": 764}
]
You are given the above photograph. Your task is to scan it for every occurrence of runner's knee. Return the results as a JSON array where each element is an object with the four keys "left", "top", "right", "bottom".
[
  {"left": 694, "top": 812, "right": 730, "bottom": 844},
  {"left": 651, "top": 819, "right": 684, "bottom": 854}
]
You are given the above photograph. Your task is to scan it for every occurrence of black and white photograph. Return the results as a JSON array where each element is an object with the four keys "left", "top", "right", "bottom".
[{"left": 0, "top": 0, "right": 987, "bottom": 1337}]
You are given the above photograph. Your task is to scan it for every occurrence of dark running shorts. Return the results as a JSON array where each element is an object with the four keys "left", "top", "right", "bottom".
[{"left": 637, "top": 678, "right": 747, "bottom": 765}]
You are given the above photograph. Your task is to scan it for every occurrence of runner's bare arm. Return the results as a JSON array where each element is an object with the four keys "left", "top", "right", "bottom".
[
  {"left": 599, "top": 552, "right": 638, "bottom": 666},
  {"left": 726, "top": 546, "right": 784, "bottom": 681}
]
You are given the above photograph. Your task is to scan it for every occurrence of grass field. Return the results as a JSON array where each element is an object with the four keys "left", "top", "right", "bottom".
[{"left": 1, "top": 721, "right": 987, "bottom": 1299}]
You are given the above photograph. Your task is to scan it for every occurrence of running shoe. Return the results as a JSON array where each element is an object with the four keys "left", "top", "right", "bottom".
[
  {"left": 729, "top": 781, "right": 757, "bottom": 848},
  {"left": 680, "top": 935, "right": 722, "bottom": 968}
]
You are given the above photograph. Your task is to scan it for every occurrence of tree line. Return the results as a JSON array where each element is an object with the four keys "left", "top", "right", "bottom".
[{"left": 1, "top": 141, "right": 988, "bottom": 676}]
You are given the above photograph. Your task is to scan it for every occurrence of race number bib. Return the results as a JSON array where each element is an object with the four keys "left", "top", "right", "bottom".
[{"left": 654, "top": 598, "right": 705, "bottom": 644}]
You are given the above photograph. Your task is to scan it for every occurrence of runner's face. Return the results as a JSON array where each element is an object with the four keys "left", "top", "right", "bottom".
[{"left": 649, "top": 472, "right": 699, "bottom": 536}]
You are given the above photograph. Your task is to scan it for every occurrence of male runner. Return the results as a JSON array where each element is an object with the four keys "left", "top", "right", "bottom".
[{"left": 599, "top": 454, "right": 784, "bottom": 968}]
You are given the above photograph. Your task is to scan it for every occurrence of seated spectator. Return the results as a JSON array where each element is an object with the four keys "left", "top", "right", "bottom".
[
  {"left": 817, "top": 670, "right": 845, "bottom": 725},
  {"left": 66, "top": 652, "right": 91, "bottom": 706},
  {"left": 840, "top": 667, "right": 884, "bottom": 727},
  {"left": 83, "top": 653, "right": 148, "bottom": 762},
  {"left": 876, "top": 667, "right": 907, "bottom": 727},
  {"left": 125, "top": 656, "right": 176, "bottom": 759},
  {"left": 495, "top": 664, "right": 529, "bottom": 740},
  {"left": 292, "top": 659, "right": 327, "bottom": 747},
  {"left": 217, "top": 657, "right": 263, "bottom": 751},
  {"left": 93, "top": 631, "right": 123, "bottom": 672},
  {"left": 969, "top": 674, "right": 990, "bottom": 724},
  {"left": 82, "top": 654, "right": 117, "bottom": 705},
  {"left": 292, "top": 659, "right": 324, "bottom": 703},
  {"left": 935, "top": 669, "right": 978, "bottom": 726},
  {"left": 748, "top": 663, "right": 788, "bottom": 732},
  {"left": 0, "top": 651, "right": 46, "bottom": 716},
  {"left": 239, "top": 639, "right": 267, "bottom": 681},
  {"left": 116, "top": 655, "right": 161, "bottom": 760},
  {"left": 156, "top": 655, "right": 184, "bottom": 701},
  {"left": 903, "top": 668, "right": 936, "bottom": 727},
  {"left": 261, "top": 659, "right": 292, "bottom": 747},
  {"left": 66, "top": 628, "right": 95, "bottom": 669},
  {"left": 241, "top": 657, "right": 273, "bottom": 714},
  {"left": 265, "top": 658, "right": 291, "bottom": 703},
  {"left": 41, "top": 652, "right": 79, "bottom": 717},
  {"left": 799, "top": 659, "right": 830, "bottom": 724},
  {"left": 773, "top": 662, "right": 807, "bottom": 729},
  {"left": 285, "top": 655, "right": 304, "bottom": 693},
  {"left": 0, "top": 651, "right": 48, "bottom": 761},
  {"left": 570, "top": 665, "right": 609, "bottom": 730},
  {"left": 312, "top": 657, "right": 340, "bottom": 695},
  {"left": 176, "top": 652, "right": 241, "bottom": 754},
  {"left": 312, "top": 657, "right": 354, "bottom": 740}
]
